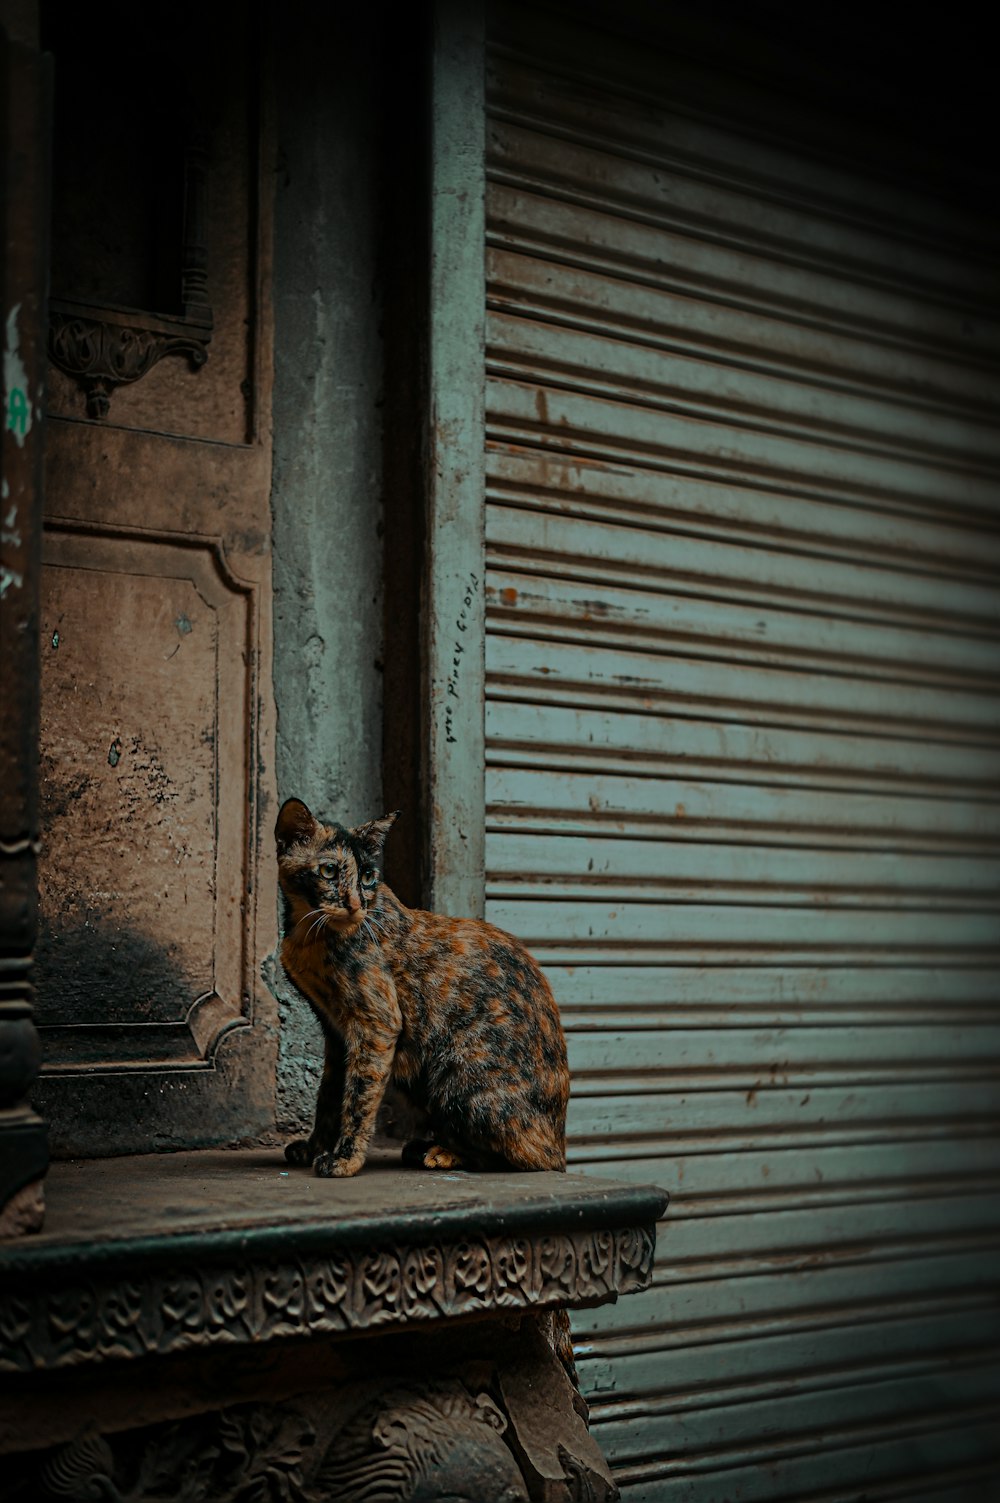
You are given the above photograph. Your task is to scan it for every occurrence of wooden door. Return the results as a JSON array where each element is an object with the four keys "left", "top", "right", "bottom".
[{"left": 32, "top": 1, "right": 276, "bottom": 1155}]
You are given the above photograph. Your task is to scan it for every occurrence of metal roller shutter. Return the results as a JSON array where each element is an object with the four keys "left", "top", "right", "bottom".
[{"left": 482, "top": 7, "right": 1000, "bottom": 1499}]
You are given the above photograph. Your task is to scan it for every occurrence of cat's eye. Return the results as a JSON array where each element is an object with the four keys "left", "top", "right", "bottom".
[
  {"left": 361, "top": 869, "right": 377, "bottom": 888},
  {"left": 319, "top": 861, "right": 338, "bottom": 880}
]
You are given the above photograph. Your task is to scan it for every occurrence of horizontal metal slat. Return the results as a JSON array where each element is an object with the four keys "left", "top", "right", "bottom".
[
  {"left": 777, "top": 1467, "right": 1000, "bottom": 1503},
  {"left": 616, "top": 1456, "right": 999, "bottom": 1503},
  {"left": 486, "top": 636, "right": 1000, "bottom": 740},
  {"left": 578, "top": 1315, "right": 1000, "bottom": 1454},
  {"left": 598, "top": 1383, "right": 1000, "bottom": 1495},
  {"left": 486, "top": 769, "right": 1000, "bottom": 849},
  {"left": 487, "top": 180, "right": 1000, "bottom": 375},
  {"left": 486, "top": 501, "right": 1000, "bottom": 631},
  {"left": 488, "top": 896, "right": 1000, "bottom": 953},
  {"left": 487, "top": 308, "right": 1000, "bottom": 471},
  {"left": 485, "top": 703, "right": 1000, "bottom": 793},
  {"left": 493, "top": 875, "right": 1000, "bottom": 914},
  {"left": 569, "top": 1140, "right": 1000, "bottom": 1211},
  {"left": 571, "top": 1126, "right": 1000, "bottom": 1166},
  {"left": 485, "top": 675, "right": 1000, "bottom": 761},
  {"left": 487, "top": 120, "right": 1000, "bottom": 324},
  {"left": 487, "top": 47, "right": 998, "bottom": 260},
  {"left": 564, "top": 1026, "right": 1000, "bottom": 1078},
  {"left": 487, "top": 832, "right": 1000, "bottom": 907},
  {"left": 493, "top": 880, "right": 994, "bottom": 913},
  {"left": 542, "top": 963, "right": 1000, "bottom": 1014},
  {"left": 563, "top": 1081, "right": 1000, "bottom": 1146},
  {"left": 485, "top": 450, "right": 1000, "bottom": 583},
  {"left": 572, "top": 1068, "right": 1000, "bottom": 1100},
  {"left": 571, "top": 1244, "right": 1000, "bottom": 1340},
  {"left": 487, "top": 246, "right": 1000, "bottom": 421},
  {"left": 591, "top": 1353, "right": 1000, "bottom": 1446},
  {"left": 487, "top": 375, "right": 1000, "bottom": 519},
  {"left": 592, "top": 1291, "right": 1000, "bottom": 1396},
  {"left": 484, "top": 567, "right": 1000, "bottom": 684}
]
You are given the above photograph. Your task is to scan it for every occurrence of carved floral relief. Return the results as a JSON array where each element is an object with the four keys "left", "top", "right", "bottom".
[
  {"left": 11, "top": 1378, "right": 617, "bottom": 1502},
  {"left": 0, "top": 1226, "right": 655, "bottom": 1375}
]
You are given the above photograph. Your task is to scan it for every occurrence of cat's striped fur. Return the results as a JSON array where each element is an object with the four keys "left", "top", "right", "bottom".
[
  {"left": 275, "top": 798, "right": 576, "bottom": 1382},
  {"left": 276, "top": 798, "right": 569, "bottom": 1178}
]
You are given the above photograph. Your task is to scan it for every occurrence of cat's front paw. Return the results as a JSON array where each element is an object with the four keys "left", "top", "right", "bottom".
[
  {"left": 314, "top": 1151, "right": 365, "bottom": 1178},
  {"left": 284, "top": 1137, "right": 315, "bottom": 1167}
]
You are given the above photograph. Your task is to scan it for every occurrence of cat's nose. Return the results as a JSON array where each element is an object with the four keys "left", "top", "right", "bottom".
[{"left": 346, "top": 893, "right": 362, "bottom": 914}]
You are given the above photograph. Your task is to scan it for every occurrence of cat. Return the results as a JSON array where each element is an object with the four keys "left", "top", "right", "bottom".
[{"left": 274, "top": 797, "right": 570, "bottom": 1181}]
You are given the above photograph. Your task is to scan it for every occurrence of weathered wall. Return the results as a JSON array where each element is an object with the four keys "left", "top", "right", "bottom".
[{"left": 269, "top": 10, "right": 386, "bottom": 1131}]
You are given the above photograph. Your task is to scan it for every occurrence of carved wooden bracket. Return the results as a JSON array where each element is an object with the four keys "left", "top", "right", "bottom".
[{"left": 48, "top": 301, "right": 212, "bottom": 419}]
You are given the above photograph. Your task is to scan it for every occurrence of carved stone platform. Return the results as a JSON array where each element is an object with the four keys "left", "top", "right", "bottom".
[{"left": 0, "top": 1148, "right": 667, "bottom": 1501}]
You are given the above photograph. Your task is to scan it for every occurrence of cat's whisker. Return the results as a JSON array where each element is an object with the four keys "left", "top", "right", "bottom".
[{"left": 306, "top": 910, "right": 331, "bottom": 942}]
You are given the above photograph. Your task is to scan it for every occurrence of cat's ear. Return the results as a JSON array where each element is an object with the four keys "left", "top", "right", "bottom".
[
  {"left": 352, "top": 810, "right": 400, "bottom": 859},
  {"left": 275, "top": 798, "right": 318, "bottom": 855}
]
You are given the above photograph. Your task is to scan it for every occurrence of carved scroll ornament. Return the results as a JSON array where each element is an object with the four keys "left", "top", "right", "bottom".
[
  {"left": 48, "top": 304, "right": 211, "bottom": 420},
  {"left": 11, "top": 1377, "right": 618, "bottom": 1503},
  {"left": 317, "top": 1382, "right": 529, "bottom": 1503},
  {"left": 14, "top": 1387, "right": 534, "bottom": 1503},
  {"left": 30, "top": 1405, "right": 320, "bottom": 1503},
  {"left": 0, "top": 1224, "right": 655, "bottom": 1374}
]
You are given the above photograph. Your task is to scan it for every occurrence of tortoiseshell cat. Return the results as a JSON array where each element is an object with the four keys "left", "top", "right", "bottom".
[{"left": 275, "top": 798, "right": 570, "bottom": 1181}]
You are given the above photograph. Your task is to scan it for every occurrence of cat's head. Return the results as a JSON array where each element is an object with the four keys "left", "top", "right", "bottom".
[{"left": 275, "top": 799, "right": 399, "bottom": 935}]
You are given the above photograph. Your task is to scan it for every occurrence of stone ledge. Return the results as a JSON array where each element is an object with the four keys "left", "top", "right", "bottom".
[{"left": 0, "top": 1147, "right": 668, "bottom": 1374}]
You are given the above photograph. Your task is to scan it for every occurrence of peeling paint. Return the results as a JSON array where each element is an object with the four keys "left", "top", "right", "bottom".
[
  {"left": 1, "top": 498, "right": 23, "bottom": 598},
  {"left": 4, "top": 304, "right": 33, "bottom": 446}
]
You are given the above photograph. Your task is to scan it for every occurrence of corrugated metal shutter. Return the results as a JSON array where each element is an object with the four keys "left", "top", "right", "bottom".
[{"left": 482, "top": 8, "right": 1000, "bottom": 1499}]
